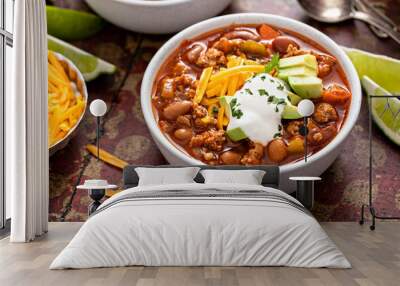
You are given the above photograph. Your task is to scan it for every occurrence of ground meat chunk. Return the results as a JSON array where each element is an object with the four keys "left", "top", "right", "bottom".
[
  {"left": 308, "top": 124, "right": 337, "bottom": 146},
  {"left": 286, "top": 120, "right": 303, "bottom": 137},
  {"left": 213, "top": 37, "right": 243, "bottom": 54},
  {"left": 241, "top": 143, "right": 264, "bottom": 165},
  {"left": 315, "top": 53, "right": 336, "bottom": 77},
  {"left": 283, "top": 44, "right": 307, "bottom": 58},
  {"left": 175, "top": 74, "right": 196, "bottom": 89},
  {"left": 189, "top": 130, "right": 226, "bottom": 152},
  {"left": 192, "top": 103, "right": 208, "bottom": 118},
  {"left": 313, "top": 103, "right": 338, "bottom": 124},
  {"left": 196, "top": 48, "right": 227, "bottom": 68},
  {"left": 159, "top": 120, "right": 174, "bottom": 133}
]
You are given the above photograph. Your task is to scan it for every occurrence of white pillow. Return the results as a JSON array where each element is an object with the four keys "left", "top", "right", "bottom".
[
  {"left": 200, "top": 169, "right": 266, "bottom": 185},
  {"left": 135, "top": 167, "right": 200, "bottom": 186}
]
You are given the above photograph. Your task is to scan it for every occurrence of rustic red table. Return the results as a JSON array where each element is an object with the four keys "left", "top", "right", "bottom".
[{"left": 49, "top": 0, "right": 400, "bottom": 222}]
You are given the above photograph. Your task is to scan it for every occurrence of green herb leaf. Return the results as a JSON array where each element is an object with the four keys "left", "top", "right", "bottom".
[
  {"left": 245, "top": 88, "right": 253, "bottom": 95},
  {"left": 230, "top": 98, "right": 243, "bottom": 119},
  {"left": 264, "top": 53, "right": 280, "bottom": 74},
  {"left": 273, "top": 132, "right": 281, "bottom": 138},
  {"left": 258, "top": 89, "right": 268, "bottom": 96}
]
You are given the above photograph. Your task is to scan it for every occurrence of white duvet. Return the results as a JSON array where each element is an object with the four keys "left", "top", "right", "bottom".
[{"left": 50, "top": 183, "right": 350, "bottom": 269}]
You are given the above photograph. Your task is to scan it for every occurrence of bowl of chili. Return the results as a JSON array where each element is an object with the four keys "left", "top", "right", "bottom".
[{"left": 141, "top": 13, "right": 362, "bottom": 192}]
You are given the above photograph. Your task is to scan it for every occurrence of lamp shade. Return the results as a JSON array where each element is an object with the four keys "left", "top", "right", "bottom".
[
  {"left": 89, "top": 99, "right": 107, "bottom": 117},
  {"left": 298, "top": 99, "right": 315, "bottom": 117}
]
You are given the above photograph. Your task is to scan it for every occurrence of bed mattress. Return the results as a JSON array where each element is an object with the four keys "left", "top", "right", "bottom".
[{"left": 50, "top": 183, "right": 350, "bottom": 269}]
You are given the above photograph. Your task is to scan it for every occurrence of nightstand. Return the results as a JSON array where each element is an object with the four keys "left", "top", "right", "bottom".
[
  {"left": 289, "top": 177, "right": 321, "bottom": 210},
  {"left": 77, "top": 180, "right": 117, "bottom": 215}
]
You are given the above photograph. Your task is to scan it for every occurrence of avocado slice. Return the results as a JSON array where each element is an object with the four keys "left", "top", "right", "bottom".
[
  {"left": 287, "top": 92, "right": 302, "bottom": 105},
  {"left": 219, "top": 96, "right": 233, "bottom": 118},
  {"left": 288, "top": 76, "right": 323, "bottom": 99},
  {"left": 282, "top": 104, "right": 302, "bottom": 119},
  {"left": 226, "top": 127, "right": 248, "bottom": 141},
  {"left": 279, "top": 54, "right": 318, "bottom": 70},
  {"left": 278, "top": 66, "right": 317, "bottom": 81}
]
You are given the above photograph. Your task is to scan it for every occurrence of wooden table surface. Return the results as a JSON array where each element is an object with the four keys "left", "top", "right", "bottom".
[{"left": 49, "top": 0, "right": 400, "bottom": 222}]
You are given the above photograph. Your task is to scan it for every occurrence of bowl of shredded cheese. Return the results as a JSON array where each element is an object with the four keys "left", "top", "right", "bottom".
[{"left": 48, "top": 51, "right": 88, "bottom": 155}]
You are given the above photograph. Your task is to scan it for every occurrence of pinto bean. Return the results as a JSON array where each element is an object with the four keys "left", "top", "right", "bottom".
[
  {"left": 267, "top": 139, "right": 288, "bottom": 163},
  {"left": 174, "top": 128, "right": 192, "bottom": 141},
  {"left": 224, "top": 30, "right": 260, "bottom": 41},
  {"left": 220, "top": 151, "right": 242, "bottom": 165},
  {"left": 163, "top": 100, "right": 192, "bottom": 120},
  {"left": 186, "top": 44, "right": 206, "bottom": 63},
  {"left": 272, "top": 36, "right": 300, "bottom": 55}
]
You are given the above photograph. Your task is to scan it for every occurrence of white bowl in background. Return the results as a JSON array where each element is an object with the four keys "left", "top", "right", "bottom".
[
  {"left": 85, "top": 0, "right": 232, "bottom": 34},
  {"left": 141, "top": 13, "right": 362, "bottom": 192}
]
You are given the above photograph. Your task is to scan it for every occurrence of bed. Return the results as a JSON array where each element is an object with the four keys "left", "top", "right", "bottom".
[{"left": 50, "top": 165, "right": 350, "bottom": 269}]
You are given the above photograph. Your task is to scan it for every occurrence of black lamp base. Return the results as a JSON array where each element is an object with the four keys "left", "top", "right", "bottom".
[
  {"left": 359, "top": 203, "right": 400, "bottom": 231},
  {"left": 88, "top": 188, "right": 105, "bottom": 215}
]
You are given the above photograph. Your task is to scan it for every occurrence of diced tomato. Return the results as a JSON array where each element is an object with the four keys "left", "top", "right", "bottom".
[
  {"left": 259, "top": 24, "right": 280, "bottom": 40},
  {"left": 322, "top": 84, "right": 351, "bottom": 104}
]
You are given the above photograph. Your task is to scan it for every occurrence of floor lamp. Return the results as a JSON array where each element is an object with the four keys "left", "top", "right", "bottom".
[{"left": 359, "top": 94, "right": 400, "bottom": 230}]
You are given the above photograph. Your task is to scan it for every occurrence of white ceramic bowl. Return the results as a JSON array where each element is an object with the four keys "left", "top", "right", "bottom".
[
  {"left": 49, "top": 52, "right": 88, "bottom": 156},
  {"left": 86, "top": 0, "right": 232, "bottom": 34},
  {"left": 141, "top": 13, "right": 362, "bottom": 192}
]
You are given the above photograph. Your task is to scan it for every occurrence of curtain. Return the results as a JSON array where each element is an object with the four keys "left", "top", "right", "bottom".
[{"left": 8, "top": 0, "right": 48, "bottom": 242}]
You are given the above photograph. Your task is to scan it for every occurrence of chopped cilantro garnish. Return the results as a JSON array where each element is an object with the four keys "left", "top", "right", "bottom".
[
  {"left": 245, "top": 88, "right": 253, "bottom": 95},
  {"left": 232, "top": 109, "right": 243, "bottom": 119},
  {"left": 277, "top": 84, "right": 284, "bottom": 91},
  {"left": 277, "top": 98, "right": 286, "bottom": 105},
  {"left": 264, "top": 53, "right": 280, "bottom": 74},
  {"left": 260, "top": 75, "right": 266, "bottom": 81},
  {"left": 230, "top": 98, "right": 243, "bottom": 119},
  {"left": 273, "top": 132, "right": 281, "bottom": 138},
  {"left": 230, "top": 98, "right": 237, "bottom": 109},
  {"left": 258, "top": 89, "right": 268, "bottom": 96},
  {"left": 212, "top": 106, "right": 219, "bottom": 114}
]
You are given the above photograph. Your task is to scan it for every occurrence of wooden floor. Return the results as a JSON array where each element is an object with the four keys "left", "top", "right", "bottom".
[{"left": 0, "top": 222, "right": 399, "bottom": 286}]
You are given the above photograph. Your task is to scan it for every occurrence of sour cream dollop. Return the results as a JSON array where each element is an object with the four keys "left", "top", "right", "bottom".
[{"left": 226, "top": 73, "right": 290, "bottom": 145}]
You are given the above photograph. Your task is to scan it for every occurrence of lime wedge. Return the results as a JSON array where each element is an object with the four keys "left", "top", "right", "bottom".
[
  {"left": 47, "top": 6, "right": 105, "bottom": 41},
  {"left": 361, "top": 76, "right": 400, "bottom": 145},
  {"left": 344, "top": 47, "right": 400, "bottom": 94},
  {"left": 48, "top": 35, "right": 116, "bottom": 81}
]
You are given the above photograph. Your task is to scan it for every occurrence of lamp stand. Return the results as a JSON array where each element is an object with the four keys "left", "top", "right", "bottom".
[
  {"left": 96, "top": 116, "right": 100, "bottom": 161},
  {"left": 359, "top": 94, "right": 400, "bottom": 230}
]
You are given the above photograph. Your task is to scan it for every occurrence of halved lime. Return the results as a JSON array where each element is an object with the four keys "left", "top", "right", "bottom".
[
  {"left": 47, "top": 6, "right": 105, "bottom": 41},
  {"left": 48, "top": 35, "right": 116, "bottom": 81},
  {"left": 362, "top": 76, "right": 400, "bottom": 146},
  {"left": 344, "top": 47, "right": 400, "bottom": 94}
]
